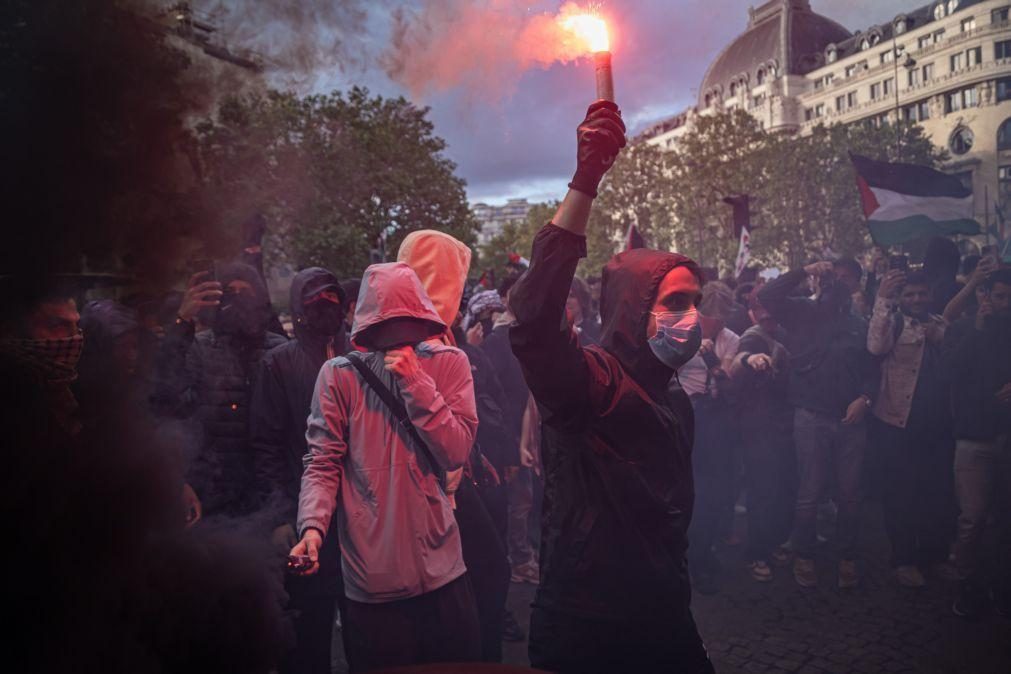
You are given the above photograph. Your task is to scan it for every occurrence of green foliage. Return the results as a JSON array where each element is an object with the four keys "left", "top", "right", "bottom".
[
  {"left": 466, "top": 108, "right": 949, "bottom": 283},
  {"left": 483, "top": 111, "right": 946, "bottom": 279},
  {"left": 475, "top": 202, "right": 554, "bottom": 282},
  {"left": 195, "top": 87, "right": 479, "bottom": 280}
]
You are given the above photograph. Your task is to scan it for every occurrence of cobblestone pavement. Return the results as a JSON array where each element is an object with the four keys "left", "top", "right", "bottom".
[{"left": 502, "top": 504, "right": 1011, "bottom": 673}]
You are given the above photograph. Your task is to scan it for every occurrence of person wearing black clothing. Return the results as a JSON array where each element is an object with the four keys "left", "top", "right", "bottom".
[
  {"left": 453, "top": 317, "right": 513, "bottom": 662},
  {"left": 944, "top": 268, "right": 1011, "bottom": 619},
  {"left": 510, "top": 101, "right": 713, "bottom": 673},
  {"left": 482, "top": 283, "right": 540, "bottom": 589},
  {"left": 729, "top": 290, "right": 795, "bottom": 582},
  {"left": 758, "top": 259, "right": 878, "bottom": 589},
  {"left": 250, "top": 267, "right": 347, "bottom": 674},
  {"left": 923, "top": 235, "right": 963, "bottom": 316},
  {"left": 152, "top": 261, "right": 287, "bottom": 517}
]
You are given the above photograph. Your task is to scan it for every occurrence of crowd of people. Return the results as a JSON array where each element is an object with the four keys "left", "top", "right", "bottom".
[{"left": 2, "top": 100, "right": 1010, "bottom": 674}]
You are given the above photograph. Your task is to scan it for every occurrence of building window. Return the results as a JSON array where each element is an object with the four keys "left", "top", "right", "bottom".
[
  {"left": 860, "top": 38, "right": 870, "bottom": 51},
  {"left": 961, "top": 17, "right": 976, "bottom": 33},
  {"left": 998, "top": 77, "right": 1011, "bottom": 101},
  {"left": 908, "top": 67, "right": 921, "bottom": 87},
  {"left": 999, "top": 118, "right": 1011, "bottom": 150},
  {"left": 997, "top": 40, "right": 1011, "bottom": 60},
  {"left": 923, "top": 62, "right": 935, "bottom": 80},
  {"left": 994, "top": 7, "right": 1010, "bottom": 24},
  {"left": 933, "top": 29, "right": 946, "bottom": 44},
  {"left": 934, "top": 4, "right": 946, "bottom": 21},
  {"left": 805, "top": 108, "right": 813, "bottom": 121},
  {"left": 896, "top": 19, "right": 908, "bottom": 35},
  {"left": 882, "top": 49, "right": 894, "bottom": 65},
  {"left": 826, "top": 49, "right": 837, "bottom": 64},
  {"left": 870, "top": 82, "right": 881, "bottom": 99},
  {"left": 951, "top": 52, "right": 964, "bottom": 71},
  {"left": 950, "top": 126, "right": 974, "bottom": 155},
  {"left": 948, "top": 0, "right": 960, "bottom": 14},
  {"left": 757, "top": 68, "right": 766, "bottom": 85},
  {"left": 884, "top": 78, "right": 894, "bottom": 96},
  {"left": 967, "top": 46, "right": 982, "bottom": 66},
  {"left": 918, "top": 35, "right": 931, "bottom": 50},
  {"left": 815, "top": 103, "right": 825, "bottom": 117},
  {"left": 845, "top": 64, "right": 857, "bottom": 77},
  {"left": 730, "top": 82, "right": 737, "bottom": 96},
  {"left": 836, "top": 95, "right": 846, "bottom": 112},
  {"left": 848, "top": 91, "right": 858, "bottom": 107},
  {"left": 752, "top": 94, "right": 766, "bottom": 107},
  {"left": 903, "top": 100, "right": 931, "bottom": 121},
  {"left": 946, "top": 86, "right": 978, "bottom": 112}
]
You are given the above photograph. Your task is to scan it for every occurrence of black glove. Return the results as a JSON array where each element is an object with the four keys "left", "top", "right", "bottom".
[{"left": 569, "top": 100, "right": 627, "bottom": 198}]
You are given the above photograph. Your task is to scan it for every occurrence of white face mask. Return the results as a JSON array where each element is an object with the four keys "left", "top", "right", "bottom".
[{"left": 648, "top": 308, "right": 702, "bottom": 370}]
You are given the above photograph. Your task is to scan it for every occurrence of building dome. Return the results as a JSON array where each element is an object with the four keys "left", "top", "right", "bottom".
[{"left": 699, "top": 0, "right": 850, "bottom": 107}]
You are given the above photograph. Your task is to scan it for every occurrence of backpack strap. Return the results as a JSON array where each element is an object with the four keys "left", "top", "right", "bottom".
[{"left": 345, "top": 352, "right": 446, "bottom": 489}]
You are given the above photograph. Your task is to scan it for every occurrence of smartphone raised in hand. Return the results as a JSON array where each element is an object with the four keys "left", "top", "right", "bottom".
[
  {"left": 189, "top": 258, "right": 216, "bottom": 282},
  {"left": 888, "top": 254, "right": 909, "bottom": 272}
]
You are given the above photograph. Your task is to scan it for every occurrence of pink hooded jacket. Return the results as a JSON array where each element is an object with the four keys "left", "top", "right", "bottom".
[{"left": 297, "top": 262, "right": 478, "bottom": 603}]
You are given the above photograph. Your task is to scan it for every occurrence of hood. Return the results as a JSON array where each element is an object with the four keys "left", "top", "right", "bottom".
[
  {"left": 290, "top": 267, "right": 344, "bottom": 342},
  {"left": 397, "top": 230, "right": 472, "bottom": 338},
  {"left": 599, "top": 248, "right": 701, "bottom": 393},
  {"left": 463, "top": 290, "right": 506, "bottom": 331},
  {"left": 216, "top": 261, "right": 269, "bottom": 304},
  {"left": 350, "top": 262, "right": 446, "bottom": 346}
]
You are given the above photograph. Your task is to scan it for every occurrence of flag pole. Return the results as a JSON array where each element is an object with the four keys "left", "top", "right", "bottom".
[{"left": 985, "top": 184, "right": 991, "bottom": 246}]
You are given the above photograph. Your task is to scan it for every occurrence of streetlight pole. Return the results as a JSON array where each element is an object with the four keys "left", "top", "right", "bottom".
[{"left": 892, "top": 29, "right": 917, "bottom": 161}]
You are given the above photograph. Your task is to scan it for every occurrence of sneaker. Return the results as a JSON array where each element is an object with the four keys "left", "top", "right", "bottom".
[
  {"left": 952, "top": 581, "right": 986, "bottom": 620},
  {"left": 771, "top": 545, "right": 793, "bottom": 567},
  {"left": 895, "top": 565, "right": 926, "bottom": 588},
  {"left": 838, "top": 560, "right": 859, "bottom": 589},
  {"left": 931, "top": 561, "right": 963, "bottom": 582},
  {"left": 510, "top": 562, "right": 540, "bottom": 585},
  {"left": 793, "top": 558, "right": 818, "bottom": 588},
  {"left": 749, "top": 560, "right": 773, "bottom": 583},
  {"left": 502, "top": 609, "right": 526, "bottom": 642}
]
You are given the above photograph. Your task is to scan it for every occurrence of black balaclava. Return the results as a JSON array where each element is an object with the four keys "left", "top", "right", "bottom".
[{"left": 213, "top": 262, "right": 271, "bottom": 340}]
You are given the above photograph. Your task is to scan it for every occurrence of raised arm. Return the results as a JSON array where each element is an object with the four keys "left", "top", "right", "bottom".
[
  {"left": 509, "top": 100, "right": 626, "bottom": 429},
  {"left": 757, "top": 262, "right": 829, "bottom": 329},
  {"left": 867, "top": 269, "right": 904, "bottom": 356},
  {"left": 943, "top": 255, "right": 997, "bottom": 323}
]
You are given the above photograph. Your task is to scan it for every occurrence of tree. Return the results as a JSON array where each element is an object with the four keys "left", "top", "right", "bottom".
[
  {"left": 476, "top": 202, "right": 554, "bottom": 282},
  {"left": 195, "top": 87, "right": 479, "bottom": 280}
]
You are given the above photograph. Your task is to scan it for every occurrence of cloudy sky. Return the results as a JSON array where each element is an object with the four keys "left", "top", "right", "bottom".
[{"left": 221, "top": 0, "right": 918, "bottom": 205}]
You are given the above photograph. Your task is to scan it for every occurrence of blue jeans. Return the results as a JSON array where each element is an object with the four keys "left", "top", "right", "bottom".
[{"left": 791, "top": 407, "right": 866, "bottom": 560}]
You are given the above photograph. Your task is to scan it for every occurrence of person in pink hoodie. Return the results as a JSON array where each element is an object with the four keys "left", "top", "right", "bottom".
[{"left": 290, "top": 261, "right": 481, "bottom": 672}]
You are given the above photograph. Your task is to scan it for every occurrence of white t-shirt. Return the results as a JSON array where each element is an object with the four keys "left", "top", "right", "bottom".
[{"left": 678, "top": 327, "right": 741, "bottom": 398}]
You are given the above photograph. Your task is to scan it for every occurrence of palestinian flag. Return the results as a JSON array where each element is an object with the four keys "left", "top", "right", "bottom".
[{"left": 851, "top": 154, "right": 980, "bottom": 246}]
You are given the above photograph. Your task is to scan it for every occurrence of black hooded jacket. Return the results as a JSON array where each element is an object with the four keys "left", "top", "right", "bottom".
[
  {"left": 152, "top": 262, "right": 287, "bottom": 516},
  {"left": 250, "top": 267, "right": 347, "bottom": 522},
  {"left": 510, "top": 224, "right": 700, "bottom": 622},
  {"left": 758, "top": 269, "right": 878, "bottom": 417}
]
